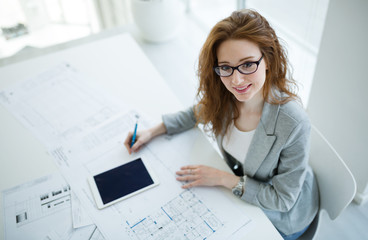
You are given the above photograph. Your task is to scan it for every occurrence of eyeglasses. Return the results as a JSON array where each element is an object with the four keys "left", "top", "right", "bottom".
[{"left": 213, "top": 55, "right": 264, "bottom": 77}]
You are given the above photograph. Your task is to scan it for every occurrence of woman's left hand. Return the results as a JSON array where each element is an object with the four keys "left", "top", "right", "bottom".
[{"left": 176, "top": 165, "right": 239, "bottom": 189}]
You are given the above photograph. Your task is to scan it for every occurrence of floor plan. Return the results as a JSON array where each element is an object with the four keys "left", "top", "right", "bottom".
[{"left": 126, "top": 190, "right": 223, "bottom": 240}]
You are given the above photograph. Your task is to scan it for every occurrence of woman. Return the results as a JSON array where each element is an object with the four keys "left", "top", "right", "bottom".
[{"left": 124, "top": 9, "right": 319, "bottom": 240}]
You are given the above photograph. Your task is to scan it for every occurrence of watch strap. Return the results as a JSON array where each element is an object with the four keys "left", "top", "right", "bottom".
[{"left": 232, "top": 176, "right": 246, "bottom": 198}]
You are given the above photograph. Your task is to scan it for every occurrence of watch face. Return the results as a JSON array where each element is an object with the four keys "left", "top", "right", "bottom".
[{"left": 233, "top": 188, "right": 242, "bottom": 196}]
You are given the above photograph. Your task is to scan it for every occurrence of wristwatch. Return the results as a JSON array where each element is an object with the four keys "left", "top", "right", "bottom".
[{"left": 232, "top": 176, "right": 246, "bottom": 198}]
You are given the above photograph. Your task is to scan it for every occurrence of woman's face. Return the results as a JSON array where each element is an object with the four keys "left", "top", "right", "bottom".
[{"left": 216, "top": 39, "right": 267, "bottom": 103}]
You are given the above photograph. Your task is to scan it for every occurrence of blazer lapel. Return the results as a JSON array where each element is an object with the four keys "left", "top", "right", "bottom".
[{"left": 243, "top": 102, "right": 279, "bottom": 177}]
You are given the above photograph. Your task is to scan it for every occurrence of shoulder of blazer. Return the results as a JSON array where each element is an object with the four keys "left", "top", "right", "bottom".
[
  {"left": 278, "top": 101, "right": 309, "bottom": 125},
  {"left": 260, "top": 101, "right": 309, "bottom": 136}
]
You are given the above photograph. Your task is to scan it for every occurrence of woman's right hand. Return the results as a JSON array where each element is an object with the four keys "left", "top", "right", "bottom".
[
  {"left": 124, "top": 129, "right": 153, "bottom": 154},
  {"left": 123, "top": 122, "right": 167, "bottom": 155}
]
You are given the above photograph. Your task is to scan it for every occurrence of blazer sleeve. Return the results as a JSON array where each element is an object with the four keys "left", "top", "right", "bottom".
[
  {"left": 242, "top": 119, "right": 311, "bottom": 212},
  {"left": 162, "top": 106, "right": 197, "bottom": 135}
]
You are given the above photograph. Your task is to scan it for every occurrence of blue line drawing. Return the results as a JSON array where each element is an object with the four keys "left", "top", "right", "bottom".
[
  {"left": 204, "top": 220, "right": 215, "bottom": 232},
  {"left": 161, "top": 207, "right": 173, "bottom": 221},
  {"left": 130, "top": 218, "right": 146, "bottom": 229},
  {"left": 125, "top": 190, "right": 223, "bottom": 240}
]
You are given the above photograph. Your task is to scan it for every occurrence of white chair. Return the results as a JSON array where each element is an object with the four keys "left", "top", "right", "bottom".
[{"left": 298, "top": 125, "right": 357, "bottom": 240}]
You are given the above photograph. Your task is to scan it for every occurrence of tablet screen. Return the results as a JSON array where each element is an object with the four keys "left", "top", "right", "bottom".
[{"left": 93, "top": 158, "right": 154, "bottom": 205}]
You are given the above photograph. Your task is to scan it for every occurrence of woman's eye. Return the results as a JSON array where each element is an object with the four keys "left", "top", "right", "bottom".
[
  {"left": 220, "top": 66, "right": 231, "bottom": 71},
  {"left": 241, "top": 63, "right": 254, "bottom": 69}
]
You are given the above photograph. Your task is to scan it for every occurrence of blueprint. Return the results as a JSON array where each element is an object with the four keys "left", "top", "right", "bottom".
[
  {"left": 125, "top": 190, "right": 223, "bottom": 240},
  {"left": 1, "top": 63, "right": 253, "bottom": 240},
  {"left": 71, "top": 191, "right": 94, "bottom": 228},
  {"left": 2, "top": 172, "right": 104, "bottom": 240},
  {"left": 0, "top": 63, "right": 128, "bottom": 148},
  {"left": 49, "top": 119, "right": 252, "bottom": 240}
]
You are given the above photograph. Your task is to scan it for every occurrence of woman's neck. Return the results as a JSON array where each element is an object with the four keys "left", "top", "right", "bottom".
[
  {"left": 237, "top": 91, "right": 265, "bottom": 115},
  {"left": 234, "top": 91, "right": 265, "bottom": 132}
]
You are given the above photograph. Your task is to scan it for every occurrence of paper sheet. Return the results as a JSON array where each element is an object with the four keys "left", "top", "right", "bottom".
[
  {"left": 1, "top": 63, "right": 253, "bottom": 240},
  {"left": 2, "top": 172, "right": 104, "bottom": 240},
  {"left": 0, "top": 63, "right": 128, "bottom": 148},
  {"left": 71, "top": 191, "right": 93, "bottom": 229},
  {"left": 49, "top": 113, "right": 253, "bottom": 240}
]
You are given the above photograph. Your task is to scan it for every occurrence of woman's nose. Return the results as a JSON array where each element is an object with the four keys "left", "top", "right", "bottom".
[{"left": 231, "top": 69, "right": 244, "bottom": 85}]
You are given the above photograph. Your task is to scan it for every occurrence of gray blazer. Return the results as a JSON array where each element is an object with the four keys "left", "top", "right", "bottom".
[{"left": 162, "top": 101, "right": 319, "bottom": 235}]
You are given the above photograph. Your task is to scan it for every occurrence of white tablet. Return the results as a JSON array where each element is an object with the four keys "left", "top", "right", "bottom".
[{"left": 88, "top": 157, "right": 159, "bottom": 209}]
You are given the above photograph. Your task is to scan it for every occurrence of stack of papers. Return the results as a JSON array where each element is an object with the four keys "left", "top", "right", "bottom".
[
  {"left": 1, "top": 63, "right": 253, "bottom": 240},
  {"left": 2, "top": 172, "right": 104, "bottom": 240}
]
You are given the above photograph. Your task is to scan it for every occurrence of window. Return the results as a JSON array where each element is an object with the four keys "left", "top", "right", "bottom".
[
  {"left": 244, "top": 0, "right": 329, "bottom": 105},
  {"left": 0, "top": 0, "right": 107, "bottom": 59}
]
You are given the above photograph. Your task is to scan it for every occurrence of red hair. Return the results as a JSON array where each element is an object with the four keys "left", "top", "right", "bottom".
[{"left": 196, "top": 9, "right": 299, "bottom": 136}]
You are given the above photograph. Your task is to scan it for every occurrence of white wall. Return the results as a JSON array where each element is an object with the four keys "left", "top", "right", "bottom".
[
  {"left": 246, "top": 0, "right": 329, "bottom": 106},
  {"left": 308, "top": 0, "right": 368, "bottom": 204}
]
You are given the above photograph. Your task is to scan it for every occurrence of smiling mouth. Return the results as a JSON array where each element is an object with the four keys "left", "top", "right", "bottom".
[{"left": 234, "top": 83, "right": 252, "bottom": 93}]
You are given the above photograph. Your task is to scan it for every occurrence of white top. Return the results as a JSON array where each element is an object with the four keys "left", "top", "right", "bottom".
[{"left": 222, "top": 122, "right": 256, "bottom": 163}]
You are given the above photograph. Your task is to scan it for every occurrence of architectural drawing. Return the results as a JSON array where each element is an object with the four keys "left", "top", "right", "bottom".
[
  {"left": 125, "top": 190, "right": 223, "bottom": 240},
  {"left": 2, "top": 173, "right": 104, "bottom": 240},
  {"left": 1, "top": 63, "right": 253, "bottom": 240}
]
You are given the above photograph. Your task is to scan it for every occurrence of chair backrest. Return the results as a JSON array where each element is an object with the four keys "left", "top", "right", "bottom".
[{"left": 309, "top": 125, "right": 357, "bottom": 220}]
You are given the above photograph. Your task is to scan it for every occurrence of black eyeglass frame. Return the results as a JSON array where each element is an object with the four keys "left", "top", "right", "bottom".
[{"left": 213, "top": 55, "right": 264, "bottom": 77}]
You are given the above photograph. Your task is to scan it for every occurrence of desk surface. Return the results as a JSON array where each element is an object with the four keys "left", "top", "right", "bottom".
[{"left": 0, "top": 30, "right": 282, "bottom": 240}]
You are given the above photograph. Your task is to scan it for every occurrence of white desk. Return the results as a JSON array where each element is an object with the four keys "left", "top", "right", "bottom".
[{"left": 0, "top": 32, "right": 282, "bottom": 240}]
